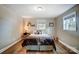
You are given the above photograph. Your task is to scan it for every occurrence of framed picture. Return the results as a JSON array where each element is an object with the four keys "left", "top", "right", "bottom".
[
  {"left": 49, "top": 22, "right": 54, "bottom": 27},
  {"left": 37, "top": 24, "right": 46, "bottom": 30},
  {"left": 31, "top": 24, "right": 35, "bottom": 27}
]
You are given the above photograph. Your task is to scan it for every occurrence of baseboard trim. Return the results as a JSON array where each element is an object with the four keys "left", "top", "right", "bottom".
[
  {"left": 0, "top": 39, "right": 22, "bottom": 53},
  {"left": 59, "top": 40, "right": 79, "bottom": 54}
]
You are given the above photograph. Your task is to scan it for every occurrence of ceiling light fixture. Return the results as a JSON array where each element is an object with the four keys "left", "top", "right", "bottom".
[
  {"left": 37, "top": 7, "right": 43, "bottom": 11},
  {"left": 34, "top": 6, "right": 44, "bottom": 11}
]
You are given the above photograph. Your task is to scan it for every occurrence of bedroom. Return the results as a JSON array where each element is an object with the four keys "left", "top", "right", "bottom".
[{"left": 0, "top": 4, "right": 79, "bottom": 54}]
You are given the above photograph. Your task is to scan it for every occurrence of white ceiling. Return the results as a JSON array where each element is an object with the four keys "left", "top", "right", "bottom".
[{"left": 3, "top": 4, "right": 75, "bottom": 18}]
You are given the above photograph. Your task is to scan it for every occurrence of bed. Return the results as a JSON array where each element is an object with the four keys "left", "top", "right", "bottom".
[{"left": 22, "top": 34, "right": 56, "bottom": 52}]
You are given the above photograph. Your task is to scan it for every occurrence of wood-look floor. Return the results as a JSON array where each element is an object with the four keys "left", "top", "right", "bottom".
[
  {"left": 2, "top": 43, "right": 68, "bottom": 54},
  {"left": 14, "top": 43, "right": 70, "bottom": 54},
  {"left": 2, "top": 39, "right": 75, "bottom": 54}
]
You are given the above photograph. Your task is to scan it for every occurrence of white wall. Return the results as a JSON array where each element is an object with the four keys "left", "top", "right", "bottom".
[
  {"left": 0, "top": 5, "right": 23, "bottom": 50},
  {"left": 23, "top": 18, "right": 56, "bottom": 37}
]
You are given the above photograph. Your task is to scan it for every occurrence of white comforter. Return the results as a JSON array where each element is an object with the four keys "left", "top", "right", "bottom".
[{"left": 26, "top": 34, "right": 53, "bottom": 40}]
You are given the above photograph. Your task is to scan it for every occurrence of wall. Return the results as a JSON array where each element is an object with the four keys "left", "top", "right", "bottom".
[
  {"left": 23, "top": 18, "right": 56, "bottom": 37},
  {"left": 55, "top": 5, "right": 79, "bottom": 50},
  {"left": 0, "top": 5, "right": 23, "bottom": 50}
]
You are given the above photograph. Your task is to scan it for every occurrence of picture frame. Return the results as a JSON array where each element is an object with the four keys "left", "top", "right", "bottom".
[{"left": 49, "top": 22, "right": 54, "bottom": 27}]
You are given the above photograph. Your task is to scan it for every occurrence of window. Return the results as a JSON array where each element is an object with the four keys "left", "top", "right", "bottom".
[{"left": 63, "top": 12, "right": 76, "bottom": 31}]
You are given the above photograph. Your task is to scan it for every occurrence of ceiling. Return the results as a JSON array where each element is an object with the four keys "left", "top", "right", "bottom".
[{"left": 3, "top": 4, "right": 75, "bottom": 18}]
